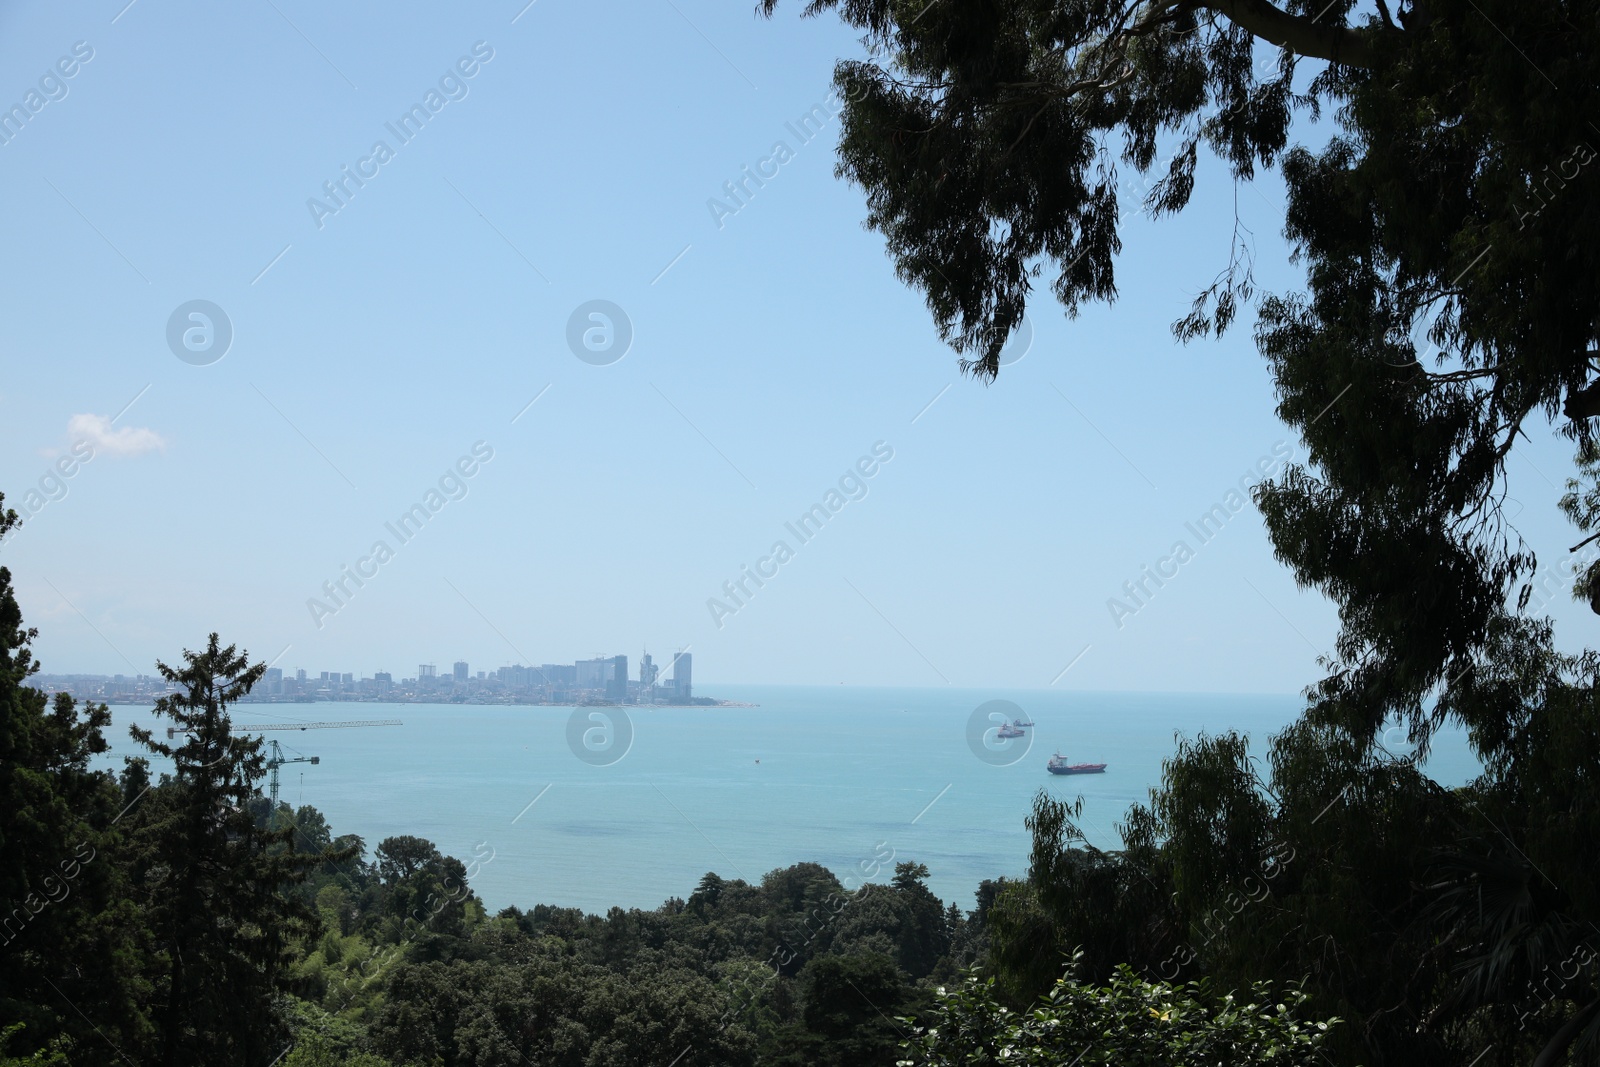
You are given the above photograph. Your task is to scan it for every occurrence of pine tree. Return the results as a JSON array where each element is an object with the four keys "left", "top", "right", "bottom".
[{"left": 129, "top": 634, "right": 320, "bottom": 1066}]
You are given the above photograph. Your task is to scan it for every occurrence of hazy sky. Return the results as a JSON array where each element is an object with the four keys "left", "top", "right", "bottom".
[{"left": 0, "top": 1, "right": 1588, "bottom": 692}]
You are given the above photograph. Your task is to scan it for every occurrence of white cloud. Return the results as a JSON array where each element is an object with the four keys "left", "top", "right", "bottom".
[{"left": 66, "top": 413, "right": 165, "bottom": 458}]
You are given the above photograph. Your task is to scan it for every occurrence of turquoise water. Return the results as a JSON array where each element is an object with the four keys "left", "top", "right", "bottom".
[{"left": 94, "top": 686, "right": 1481, "bottom": 913}]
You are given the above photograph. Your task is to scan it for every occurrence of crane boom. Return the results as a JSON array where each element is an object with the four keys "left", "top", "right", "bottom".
[
  {"left": 168, "top": 719, "right": 404, "bottom": 738},
  {"left": 160, "top": 719, "right": 403, "bottom": 811},
  {"left": 244, "top": 719, "right": 404, "bottom": 731}
]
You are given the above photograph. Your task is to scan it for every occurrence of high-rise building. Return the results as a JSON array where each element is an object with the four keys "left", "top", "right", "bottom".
[
  {"left": 671, "top": 652, "right": 693, "bottom": 704},
  {"left": 264, "top": 667, "right": 283, "bottom": 696},
  {"left": 576, "top": 657, "right": 612, "bottom": 689},
  {"left": 453, "top": 660, "right": 469, "bottom": 683},
  {"left": 342, "top": 673, "right": 353, "bottom": 684},
  {"left": 539, "top": 664, "right": 576, "bottom": 687},
  {"left": 419, "top": 664, "right": 436, "bottom": 679},
  {"left": 640, "top": 652, "right": 658, "bottom": 689},
  {"left": 605, "top": 655, "right": 629, "bottom": 702},
  {"left": 296, "top": 669, "right": 307, "bottom": 682}
]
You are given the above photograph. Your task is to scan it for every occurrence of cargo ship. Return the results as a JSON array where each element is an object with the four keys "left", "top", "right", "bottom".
[
  {"left": 997, "top": 722, "right": 1026, "bottom": 739},
  {"left": 1047, "top": 752, "right": 1106, "bottom": 775}
]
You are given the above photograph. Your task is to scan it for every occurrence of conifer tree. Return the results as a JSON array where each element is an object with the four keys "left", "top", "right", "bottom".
[
  {"left": 130, "top": 634, "right": 320, "bottom": 1066},
  {"left": 0, "top": 494, "right": 142, "bottom": 1061}
]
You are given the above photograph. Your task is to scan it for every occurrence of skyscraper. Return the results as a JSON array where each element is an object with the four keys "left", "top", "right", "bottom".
[
  {"left": 605, "top": 654, "right": 628, "bottom": 703},
  {"left": 671, "top": 652, "right": 692, "bottom": 704},
  {"left": 453, "top": 660, "right": 469, "bottom": 683}
]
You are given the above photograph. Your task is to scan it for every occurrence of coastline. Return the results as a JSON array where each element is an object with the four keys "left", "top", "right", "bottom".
[{"left": 43, "top": 689, "right": 757, "bottom": 709}]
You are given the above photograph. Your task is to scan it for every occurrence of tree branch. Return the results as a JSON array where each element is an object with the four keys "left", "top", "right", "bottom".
[
  {"left": 1533, "top": 996, "right": 1600, "bottom": 1067},
  {"left": 1199, "top": 0, "right": 1382, "bottom": 67},
  {"left": 1565, "top": 379, "right": 1600, "bottom": 422}
]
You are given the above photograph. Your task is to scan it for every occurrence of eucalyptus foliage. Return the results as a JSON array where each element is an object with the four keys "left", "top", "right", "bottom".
[{"left": 764, "top": 0, "right": 1600, "bottom": 735}]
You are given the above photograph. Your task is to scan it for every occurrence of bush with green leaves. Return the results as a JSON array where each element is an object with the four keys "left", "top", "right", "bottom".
[
  {"left": 898, "top": 957, "right": 1337, "bottom": 1067},
  {"left": 280, "top": 1033, "right": 394, "bottom": 1067}
]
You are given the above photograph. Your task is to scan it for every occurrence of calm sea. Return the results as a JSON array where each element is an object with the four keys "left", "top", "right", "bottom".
[{"left": 93, "top": 686, "right": 1480, "bottom": 914}]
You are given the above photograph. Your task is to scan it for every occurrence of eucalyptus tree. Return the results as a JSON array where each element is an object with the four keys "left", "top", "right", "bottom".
[
  {"left": 762, "top": 0, "right": 1600, "bottom": 732},
  {"left": 758, "top": 3, "right": 1600, "bottom": 1060}
]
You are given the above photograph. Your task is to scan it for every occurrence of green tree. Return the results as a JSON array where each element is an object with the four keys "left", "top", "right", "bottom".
[
  {"left": 1422, "top": 618, "right": 1600, "bottom": 1063},
  {"left": 0, "top": 1023, "right": 70, "bottom": 1067},
  {"left": 762, "top": 0, "right": 1600, "bottom": 733},
  {"left": 372, "top": 835, "right": 473, "bottom": 940},
  {"left": 987, "top": 792, "right": 1177, "bottom": 1003},
  {"left": 887, "top": 862, "right": 950, "bottom": 979},
  {"left": 129, "top": 634, "right": 324, "bottom": 1066},
  {"left": 278, "top": 1024, "right": 392, "bottom": 1067},
  {"left": 765, "top": 953, "right": 913, "bottom": 1067},
  {"left": 994, "top": 667, "right": 1600, "bottom": 1067},
  {"left": 759, "top": 3, "right": 1600, "bottom": 1059},
  {"left": 0, "top": 496, "right": 145, "bottom": 1060}
]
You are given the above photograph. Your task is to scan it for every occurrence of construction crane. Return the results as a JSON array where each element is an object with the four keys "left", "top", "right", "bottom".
[
  {"left": 165, "top": 719, "right": 403, "bottom": 807},
  {"left": 264, "top": 739, "right": 318, "bottom": 806},
  {"left": 249, "top": 723, "right": 403, "bottom": 806}
]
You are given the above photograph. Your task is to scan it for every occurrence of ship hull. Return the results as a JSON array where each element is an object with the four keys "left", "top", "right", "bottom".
[{"left": 1047, "top": 764, "right": 1106, "bottom": 775}]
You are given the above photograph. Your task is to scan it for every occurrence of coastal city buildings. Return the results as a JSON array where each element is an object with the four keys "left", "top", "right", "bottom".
[{"left": 35, "top": 650, "right": 700, "bottom": 707}]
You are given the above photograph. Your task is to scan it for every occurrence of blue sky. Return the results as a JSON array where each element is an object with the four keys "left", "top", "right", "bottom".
[{"left": 0, "top": 0, "right": 1589, "bottom": 692}]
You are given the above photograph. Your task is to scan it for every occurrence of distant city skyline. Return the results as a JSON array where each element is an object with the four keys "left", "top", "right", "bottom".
[
  {"left": 260, "top": 647, "right": 695, "bottom": 687},
  {"left": 0, "top": 3, "right": 1590, "bottom": 693},
  {"left": 36, "top": 650, "right": 697, "bottom": 706}
]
